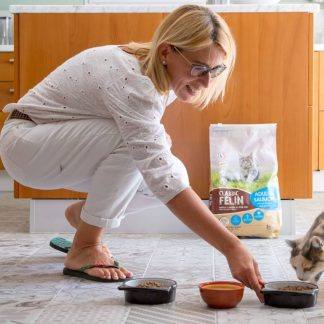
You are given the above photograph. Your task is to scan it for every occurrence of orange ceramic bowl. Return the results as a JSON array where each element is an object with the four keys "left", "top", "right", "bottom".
[{"left": 199, "top": 281, "right": 244, "bottom": 309}]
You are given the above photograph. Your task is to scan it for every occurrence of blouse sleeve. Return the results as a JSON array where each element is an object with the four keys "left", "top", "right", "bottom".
[{"left": 95, "top": 57, "right": 190, "bottom": 204}]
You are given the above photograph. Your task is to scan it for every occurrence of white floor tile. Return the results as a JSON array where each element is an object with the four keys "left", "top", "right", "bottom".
[{"left": 0, "top": 192, "right": 323, "bottom": 323}]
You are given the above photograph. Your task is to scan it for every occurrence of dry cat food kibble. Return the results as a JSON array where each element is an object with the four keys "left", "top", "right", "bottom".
[
  {"left": 209, "top": 124, "right": 282, "bottom": 238},
  {"left": 278, "top": 285, "right": 314, "bottom": 292},
  {"left": 137, "top": 281, "right": 162, "bottom": 288}
]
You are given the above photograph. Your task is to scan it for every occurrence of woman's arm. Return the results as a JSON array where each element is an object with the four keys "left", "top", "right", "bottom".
[{"left": 166, "top": 187, "right": 265, "bottom": 302}]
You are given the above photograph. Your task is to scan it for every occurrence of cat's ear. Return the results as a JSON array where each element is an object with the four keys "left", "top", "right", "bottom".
[
  {"left": 286, "top": 239, "right": 297, "bottom": 249},
  {"left": 310, "top": 236, "right": 324, "bottom": 250}
]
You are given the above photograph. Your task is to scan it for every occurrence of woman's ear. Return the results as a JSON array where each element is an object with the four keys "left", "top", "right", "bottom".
[{"left": 158, "top": 43, "right": 172, "bottom": 65}]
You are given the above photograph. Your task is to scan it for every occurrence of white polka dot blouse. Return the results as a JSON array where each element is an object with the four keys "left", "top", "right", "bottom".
[{"left": 3, "top": 45, "right": 190, "bottom": 204}]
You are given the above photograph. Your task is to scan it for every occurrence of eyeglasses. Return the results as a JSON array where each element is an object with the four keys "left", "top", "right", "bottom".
[{"left": 173, "top": 46, "right": 226, "bottom": 79}]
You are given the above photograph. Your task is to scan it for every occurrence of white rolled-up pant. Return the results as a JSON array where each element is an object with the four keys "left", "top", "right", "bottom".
[{"left": 0, "top": 117, "right": 163, "bottom": 228}]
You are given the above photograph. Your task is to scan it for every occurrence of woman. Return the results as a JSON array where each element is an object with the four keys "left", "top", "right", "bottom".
[{"left": 0, "top": 5, "right": 264, "bottom": 302}]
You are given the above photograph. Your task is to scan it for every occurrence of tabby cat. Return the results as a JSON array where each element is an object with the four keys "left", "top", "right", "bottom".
[
  {"left": 219, "top": 152, "right": 259, "bottom": 185},
  {"left": 286, "top": 211, "right": 324, "bottom": 284}
]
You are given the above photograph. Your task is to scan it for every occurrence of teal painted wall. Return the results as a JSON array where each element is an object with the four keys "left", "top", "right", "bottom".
[{"left": 0, "top": 0, "right": 84, "bottom": 12}]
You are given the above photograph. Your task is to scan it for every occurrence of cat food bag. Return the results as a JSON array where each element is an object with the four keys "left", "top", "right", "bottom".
[{"left": 209, "top": 124, "right": 282, "bottom": 238}]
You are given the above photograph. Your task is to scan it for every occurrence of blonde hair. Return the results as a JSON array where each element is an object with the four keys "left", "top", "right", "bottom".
[{"left": 123, "top": 4, "right": 236, "bottom": 109}]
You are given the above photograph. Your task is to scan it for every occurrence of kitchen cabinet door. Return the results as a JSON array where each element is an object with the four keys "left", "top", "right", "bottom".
[{"left": 13, "top": 12, "right": 313, "bottom": 199}]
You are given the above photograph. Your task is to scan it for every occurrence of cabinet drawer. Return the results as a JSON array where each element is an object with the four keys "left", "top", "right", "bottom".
[
  {"left": 0, "top": 52, "right": 14, "bottom": 81},
  {"left": 0, "top": 82, "right": 15, "bottom": 110}
]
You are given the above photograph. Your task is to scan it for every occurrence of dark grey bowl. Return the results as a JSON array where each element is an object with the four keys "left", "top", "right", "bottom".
[
  {"left": 118, "top": 278, "right": 177, "bottom": 305},
  {"left": 262, "top": 281, "right": 319, "bottom": 308}
]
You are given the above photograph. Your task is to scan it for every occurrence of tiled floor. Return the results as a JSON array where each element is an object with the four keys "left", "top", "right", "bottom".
[{"left": 0, "top": 192, "right": 324, "bottom": 323}]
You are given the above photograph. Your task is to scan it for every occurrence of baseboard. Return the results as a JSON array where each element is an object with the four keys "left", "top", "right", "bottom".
[
  {"left": 29, "top": 199, "right": 193, "bottom": 234},
  {"left": 0, "top": 170, "right": 299, "bottom": 235},
  {"left": 29, "top": 199, "right": 296, "bottom": 235}
]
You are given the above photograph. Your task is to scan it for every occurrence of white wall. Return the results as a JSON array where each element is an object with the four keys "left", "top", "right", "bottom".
[{"left": 315, "top": 8, "right": 324, "bottom": 43}]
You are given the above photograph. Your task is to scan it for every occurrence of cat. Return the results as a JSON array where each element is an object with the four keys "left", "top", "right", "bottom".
[
  {"left": 286, "top": 211, "right": 324, "bottom": 284},
  {"left": 219, "top": 152, "right": 259, "bottom": 185},
  {"left": 240, "top": 152, "right": 259, "bottom": 183}
]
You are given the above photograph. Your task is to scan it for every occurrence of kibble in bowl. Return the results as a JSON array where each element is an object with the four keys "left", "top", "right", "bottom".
[
  {"left": 118, "top": 278, "right": 177, "bottom": 305},
  {"left": 262, "top": 281, "right": 319, "bottom": 308},
  {"left": 137, "top": 280, "right": 162, "bottom": 289},
  {"left": 277, "top": 285, "right": 314, "bottom": 293}
]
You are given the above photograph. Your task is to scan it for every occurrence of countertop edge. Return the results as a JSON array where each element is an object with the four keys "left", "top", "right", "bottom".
[
  {"left": 9, "top": 4, "right": 321, "bottom": 14},
  {"left": 2, "top": 44, "right": 324, "bottom": 52}
]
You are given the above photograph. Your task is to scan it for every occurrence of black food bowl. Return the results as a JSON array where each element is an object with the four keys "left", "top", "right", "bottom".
[
  {"left": 118, "top": 278, "right": 177, "bottom": 305},
  {"left": 262, "top": 281, "right": 319, "bottom": 308}
]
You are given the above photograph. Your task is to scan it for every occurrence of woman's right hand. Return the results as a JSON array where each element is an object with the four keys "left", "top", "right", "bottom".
[
  {"left": 225, "top": 242, "right": 265, "bottom": 303},
  {"left": 166, "top": 188, "right": 265, "bottom": 302}
]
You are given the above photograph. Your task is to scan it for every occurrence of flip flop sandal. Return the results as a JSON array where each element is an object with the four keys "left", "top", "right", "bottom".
[
  {"left": 49, "top": 237, "right": 72, "bottom": 254},
  {"left": 63, "top": 263, "right": 128, "bottom": 282},
  {"left": 50, "top": 237, "right": 126, "bottom": 277}
]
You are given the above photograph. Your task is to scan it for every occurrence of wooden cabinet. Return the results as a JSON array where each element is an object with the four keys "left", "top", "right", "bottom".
[
  {"left": 0, "top": 51, "right": 14, "bottom": 170},
  {"left": 13, "top": 12, "right": 314, "bottom": 199},
  {"left": 0, "top": 52, "right": 14, "bottom": 80},
  {"left": 313, "top": 51, "right": 324, "bottom": 170}
]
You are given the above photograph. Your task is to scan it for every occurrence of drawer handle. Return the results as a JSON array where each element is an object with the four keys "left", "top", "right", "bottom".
[
  {"left": 9, "top": 88, "right": 14, "bottom": 93},
  {"left": 8, "top": 58, "right": 14, "bottom": 63}
]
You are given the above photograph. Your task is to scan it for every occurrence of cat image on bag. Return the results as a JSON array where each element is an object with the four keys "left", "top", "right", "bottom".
[
  {"left": 286, "top": 211, "right": 324, "bottom": 284},
  {"left": 219, "top": 152, "right": 259, "bottom": 185}
]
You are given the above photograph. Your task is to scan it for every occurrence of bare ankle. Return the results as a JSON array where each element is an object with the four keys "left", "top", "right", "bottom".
[
  {"left": 72, "top": 219, "right": 105, "bottom": 250},
  {"left": 70, "top": 242, "right": 102, "bottom": 254}
]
